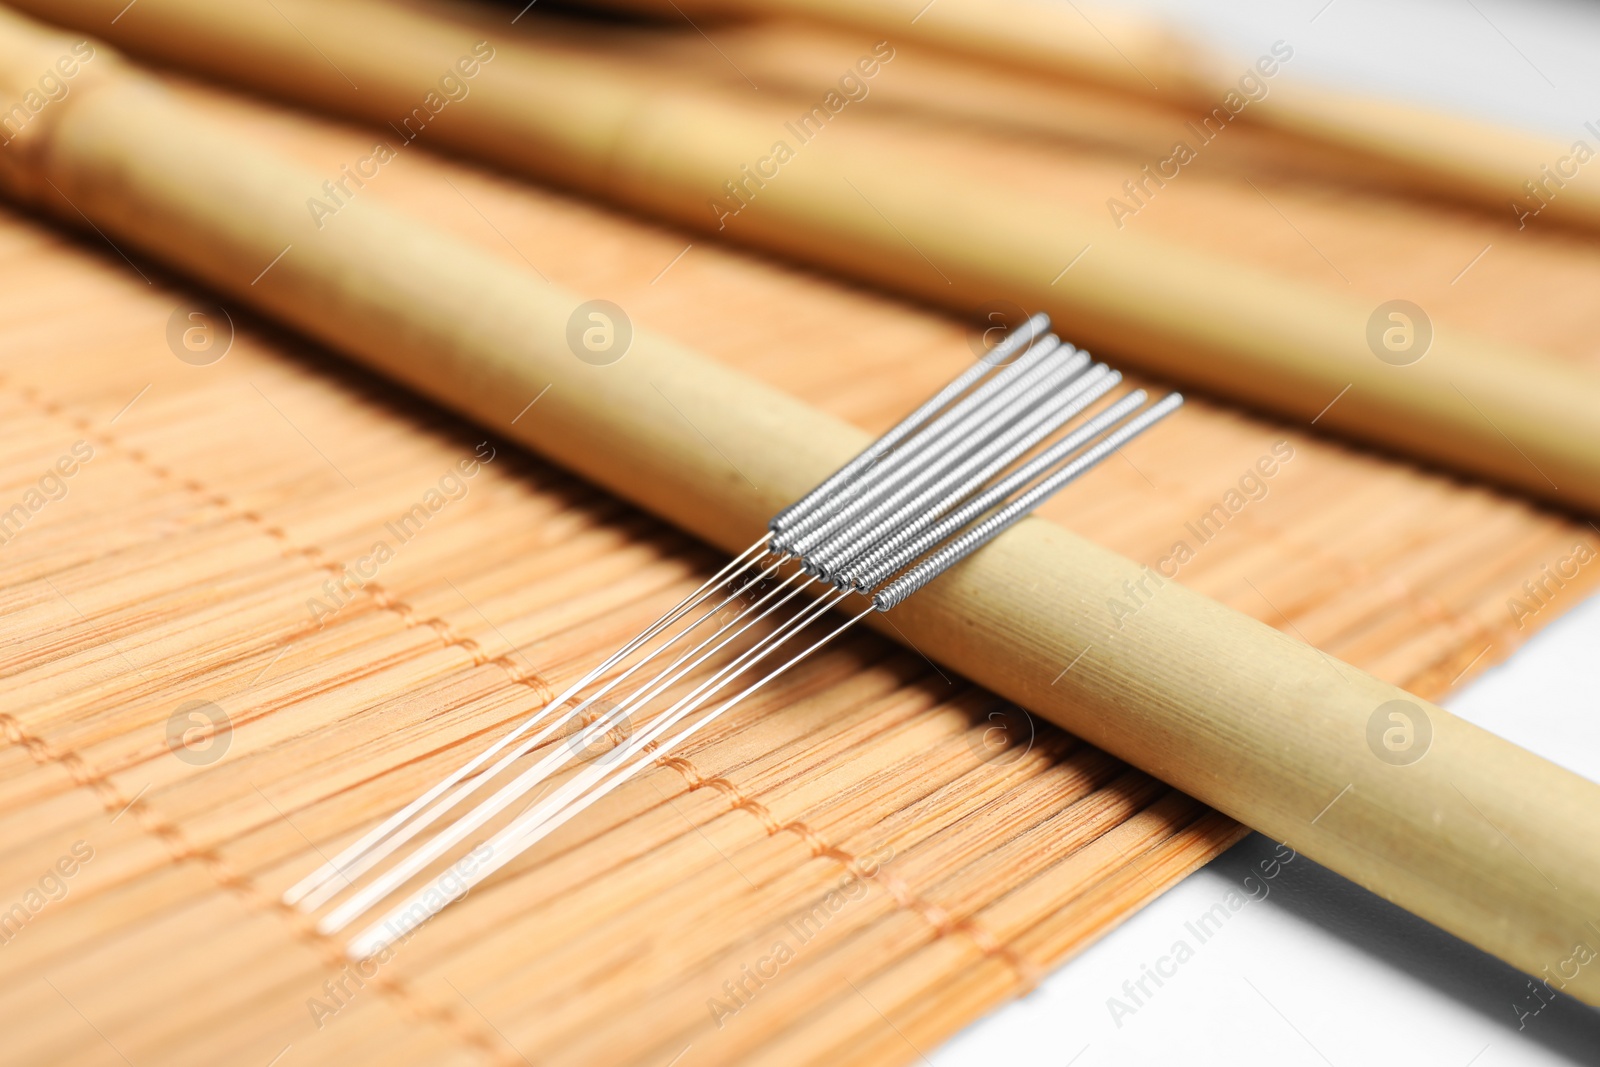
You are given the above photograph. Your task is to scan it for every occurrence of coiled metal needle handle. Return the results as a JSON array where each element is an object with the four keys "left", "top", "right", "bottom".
[
  {"left": 776, "top": 335, "right": 1066, "bottom": 551},
  {"left": 842, "top": 388, "right": 1146, "bottom": 592},
  {"left": 789, "top": 350, "right": 1087, "bottom": 560},
  {"left": 769, "top": 312, "right": 1049, "bottom": 536},
  {"left": 872, "top": 393, "right": 1184, "bottom": 610}
]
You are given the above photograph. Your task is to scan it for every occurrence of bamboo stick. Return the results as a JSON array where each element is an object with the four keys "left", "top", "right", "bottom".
[
  {"left": 1, "top": 6, "right": 1597, "bottom": 1010},
  {"left": 594, "top": 18, "right": 1431, "bottom": 196},
  {"left": 594, "top": 0, "right": 1600, "bottom": 231},
  {"left": 588, "top": 0, "right": 1229, "bottom": 103},
  {"left": 14, "top": 0, "right": 1600, "bottom": 517}
]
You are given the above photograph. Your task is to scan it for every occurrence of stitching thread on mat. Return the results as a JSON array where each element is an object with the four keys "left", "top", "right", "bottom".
[
  {"left": 653, "top": 754, "right": 1043, "bottom": 993},
  {"left": 4, "top": 380, "right": 546, "bottom": 1064},
  {"left": 1210, "top": 505, "right": 1503, "bottom": 684},
  {"left": 0, "top": 709, "right": 519, "bottom": 1065},
  {"left": 5, "top": 378, "right": 1335, "bottom": 1025},
  {"left": 14, "top": 380, "right": 553, "bottom": 705}
]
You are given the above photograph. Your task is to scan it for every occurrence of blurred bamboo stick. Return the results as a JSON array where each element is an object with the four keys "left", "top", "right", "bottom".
[
  {"left": 597, "top": 0, "right": 1600, "bottom": 230},
  {"left": 13, "top": 0, "right": 1600, "bottom": 516},
  {"left": 593, "top": 0, "right": 1218, "bottom": 102},
  {"left": 590, "top": 18, "right": 1428, "bottom": 196},
  {"left": 2, "top": 6, "right": 1598, "bottom": 1007}
]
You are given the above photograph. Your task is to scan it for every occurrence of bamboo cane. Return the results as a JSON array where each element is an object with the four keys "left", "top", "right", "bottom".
[
  {"left": 587, "top": 17, "right": 1432, "bottom": 197},
  {"left": 12, "top": 0, "right": 1600, "bottom": 518},
  {"left": 1, "top": 6, "right": 1597, "bottom": 1008},
  {"left": 587, "top": 0, "right": 1230, "bottom": 102},
  {"left": 592, "top": 0, "right": 1600, "bottom": 232}
]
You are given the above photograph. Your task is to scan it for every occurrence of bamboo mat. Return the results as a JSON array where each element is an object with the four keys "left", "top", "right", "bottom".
[{"left": 1, "top": 18, "right": 1598, "bottom": 1064}]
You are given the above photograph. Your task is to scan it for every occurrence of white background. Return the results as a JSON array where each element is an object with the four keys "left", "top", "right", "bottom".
[{"left": 939, "top": 1, "right": 1600, "bottom": 1063}]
